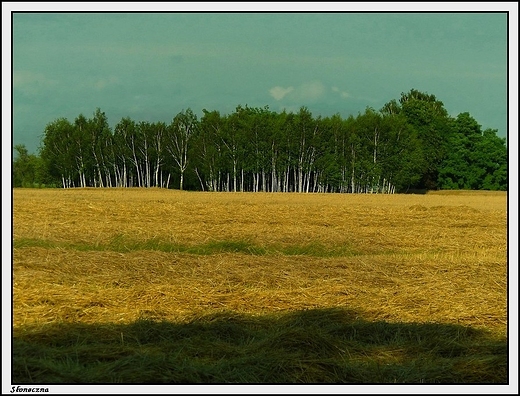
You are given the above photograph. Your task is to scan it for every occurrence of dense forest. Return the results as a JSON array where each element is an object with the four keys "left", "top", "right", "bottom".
[{"left": 13, "top": 89, "right": 507, "bottom": 192}]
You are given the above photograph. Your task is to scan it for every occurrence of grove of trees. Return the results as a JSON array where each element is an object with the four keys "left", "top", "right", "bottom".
[{"left": 13, "top": 89, "right": 507, "bottom": 192}]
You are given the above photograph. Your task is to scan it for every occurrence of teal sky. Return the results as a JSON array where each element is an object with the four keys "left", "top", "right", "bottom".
[{"left": 9, "top": 7, "right": 510, "bottom": 154}]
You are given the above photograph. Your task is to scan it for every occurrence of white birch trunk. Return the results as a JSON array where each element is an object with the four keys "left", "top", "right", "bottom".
[
  {"left": 233, "top": 162, "right": 237, "bottom": 192},
  {"left": 285, "top": 166, "right": 290, "bottom": 193}
]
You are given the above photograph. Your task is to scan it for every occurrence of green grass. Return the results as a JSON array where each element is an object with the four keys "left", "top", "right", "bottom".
[
  {"left": 13, "top": 237, "right": 360, "bottom": 257},
  {"left": 13, "top": 308, "right": 507, "bottom": 384}
]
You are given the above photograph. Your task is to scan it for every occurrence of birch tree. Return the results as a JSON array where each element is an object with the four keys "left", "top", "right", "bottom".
[
  {"left": 152, "top": 121, "right": 167, "bottom": 188},
  {"left": 86, "top": 109, "right": 111, "bottom": 187},
  {"left": 166, "top": 108, "right": 198, "bottom": 190},
  {"left": 197, "top": 109, "right": 225, "bottom": 191}
]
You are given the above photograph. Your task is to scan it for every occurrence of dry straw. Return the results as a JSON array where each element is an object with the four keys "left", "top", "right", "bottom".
[{"left": 13, "top": 188, "right": 507, "bottom": 339}]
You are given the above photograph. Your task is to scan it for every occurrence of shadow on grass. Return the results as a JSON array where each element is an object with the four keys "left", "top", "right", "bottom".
[{"left": 13, "top": 307, "right": 507, "bottom": 384}]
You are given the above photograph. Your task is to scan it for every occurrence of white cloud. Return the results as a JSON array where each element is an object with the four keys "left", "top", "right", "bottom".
[
  {"left": 332, "top": 86, "right": 349, "bottom": 99},
  {"left": 271, "top": 81, "right": 350, "bottom": 104},
  {"left": 269, "top": 86, "right": 294, "bottom": 101},
  {"left": 270, "top": 81, "right": 326, "bottom": 102}
]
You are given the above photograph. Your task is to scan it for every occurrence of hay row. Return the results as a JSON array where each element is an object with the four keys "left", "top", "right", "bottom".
[
  {"left": 14, "top": 247, "right": 506, "bottom": 336},
  {"left": 13, "top": 190, "right": 506, "bottom": 256}
]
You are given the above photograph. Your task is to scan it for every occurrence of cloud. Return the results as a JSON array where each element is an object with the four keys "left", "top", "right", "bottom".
[
  {"left": 332, "top": 86, "right": 350, "bottom": 99},
  {"left": 269, "top": 86, "right": 294, "bottom": 101},
  {"left": 269, "top": 81, "right": 326, "bottom": 103}
]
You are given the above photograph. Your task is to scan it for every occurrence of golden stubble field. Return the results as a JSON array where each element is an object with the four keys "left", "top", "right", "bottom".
[{"left": 12, "top": 188, "right": 507, "bottom": 339}]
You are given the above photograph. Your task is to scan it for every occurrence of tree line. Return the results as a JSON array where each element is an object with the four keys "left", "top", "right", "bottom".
[{"left": 13, "top": 89, "right": 507, "bottom": 192}]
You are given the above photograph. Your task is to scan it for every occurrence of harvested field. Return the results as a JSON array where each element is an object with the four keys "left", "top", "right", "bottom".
[{"left": 12, "top": 188, "right": 508, "bottom": 384}]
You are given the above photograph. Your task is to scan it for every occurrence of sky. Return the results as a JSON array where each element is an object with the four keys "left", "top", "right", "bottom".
[{"left": 5, "top": 3, "right": 516, "bottom": 156}]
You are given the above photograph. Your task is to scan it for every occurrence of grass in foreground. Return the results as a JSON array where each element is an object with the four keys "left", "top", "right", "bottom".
[{"left": 13, "top": 308, "right": 507, "bottom": 384}]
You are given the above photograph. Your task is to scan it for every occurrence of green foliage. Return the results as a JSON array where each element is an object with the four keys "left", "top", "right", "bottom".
[
  {"left": 28, "top": 90, "right": 507, "bottom": 192},
  {"left": 397, "top": 89, "right": 453, "bottom": 189},
  {"left": 475, "top": 129, "right": 507, "bottom": 190},
  {"left": 12, "top": 144, "right": 54, "bottom": 187},
  {"left": 438, "top": 114, "right": 507, "bottom": 191}
]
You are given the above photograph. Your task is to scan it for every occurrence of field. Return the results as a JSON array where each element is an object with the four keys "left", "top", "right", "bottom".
[{"left": 12, "top": 188, "right": 508, "bottom": 384}]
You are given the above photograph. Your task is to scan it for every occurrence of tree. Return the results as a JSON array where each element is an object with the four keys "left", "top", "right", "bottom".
[
  {"left": 114, "top": 117, "right": 138, "bottom": 187},
  {"left": 438, "top": 112, "right": 482, "bottom": 189},
  {"left": 438, "top": 113, "right": 507, "bottom": 191},
  {"left": 379, "top": 111, "right": 423, "bottom": 192},
  {"left": 398, "top": 89, "right": 453, "bottom": 189},
  {"left": 13, "top": 144, "right": 48, "bottom": 187},
  {"left": 166, "top": 108, "right": 198, "bottom": 190},
  {"left": 289, "top": 107, "right": 320, "bottom": 193},
  {"left": 152, "top": 121, "right": 168, "bottom": 188},
  {"left": 475, "top": 128, "right": 507, "bottom": 190},
  {"left": 194, "top": 109, "right": 225, "bottom": 191},
  {"left": 86, "top": 108, "right": 113, "bottom": 187},
  {"left": 40, "top": 117, "right": 78, "bottom": 188},
  {"left": 71, "top": 114, "right": 91, "bottom": 187},
  {"left": 137, "top": 121, "right": 154, "bottom": 187},
  {"left": 220, "top": 106, "right": 247, "bottom": 192}
]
